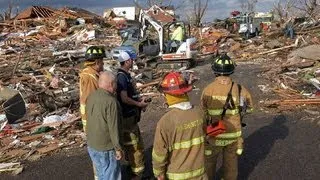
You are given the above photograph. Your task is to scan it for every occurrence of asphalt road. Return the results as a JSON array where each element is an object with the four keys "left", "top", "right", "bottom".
[{"left": 1, "top": 63, "right": 320, "bottom": 180}]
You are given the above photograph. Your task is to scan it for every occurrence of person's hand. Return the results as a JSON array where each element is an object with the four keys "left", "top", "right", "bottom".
[
  {"left": 157, "top": 174, "right": 165, "bottom": 180},
  {"left": 139, "top": 101, "right": 148, "bottom": 108},
  {"left": 115, "top": 150, "right": 123, "bottom": 160},
  {"left": 138, "top": 97, "right": 148, "bottom": 108}
]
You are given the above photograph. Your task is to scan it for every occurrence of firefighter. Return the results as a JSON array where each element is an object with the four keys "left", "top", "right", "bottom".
[
  {"left": 152, "top": 72, "right": 207, "bottom": 180},
  {"left": 201, "top": 54, "right": 253, "bottom": 180},
  {"left": 116, "top": 51, "right": 147, "bottom": 179},
  {"left": 79, "top": 46, "right": 105, "bottom": 180},
  {"left": 79, "top": 46, "right": 105, "bottom": 133}
]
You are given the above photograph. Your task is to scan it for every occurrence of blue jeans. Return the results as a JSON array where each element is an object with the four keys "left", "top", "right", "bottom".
[
  {"left": 87, "top": 147, "right": 121, "bottom": 180},
  {"left": 285, "top": 27, "right": 295, "bottom": 39}
]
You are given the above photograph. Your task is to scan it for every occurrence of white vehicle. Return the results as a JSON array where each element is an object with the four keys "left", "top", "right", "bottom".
[
  {"left": 112, "top": 6, "right": 198, "bottom": 69},
  {"left": 237, "top": 13, "right": 261, "bottom": 39},
  {"left": 139, "top": 9, "right": 198, "bottom": 66}
]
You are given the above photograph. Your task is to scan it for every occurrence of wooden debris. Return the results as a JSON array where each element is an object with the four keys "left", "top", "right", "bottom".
[
  {"left": 137, "top": 80, "right": 161, "bottom": 89},
  {"left": 258, "top": 37, "right": 301, "bottom": 55},
  {"left": 265, "top": 98, "right": 320, "bottom": 106},
  {"left": 0, "top": 162, "right": 22, "bottom": 173},
  {"left": 5, "top": 149, "right": 29, "bottom": 157},
  {"left": 20, "top": 133, "right": 45, "bottom": 142},
  {"left": 37, "top": 143, "right": 60, "bottom": 154},
  {"left": 272, "top": 88, "right": 303, "bottom": 99}
]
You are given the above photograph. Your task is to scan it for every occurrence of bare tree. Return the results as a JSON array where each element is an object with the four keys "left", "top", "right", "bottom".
[
  {"left": 179, "top": 0, "right": 208, "bottom": 26},
  {"left": 143, "top": 0, "right": 175, "bottom": 7},
  {"left": 0, "top": 0, "right": 17, "bottom": 21},
  {"left": 248, "top": 0, "right": 258, "bottom": 12},
  {"left": 147, "top": 0, "right": 164, "bottom": 6},
  {"left": 294, "top": 0, "right": 319, "bottom": 21},
  {"left": 239, "top": 0, "right": 258, "bottom": 13},
  {"left": 273, "top": 0, "right": 296, "bottom": 22},
  {"left": 135, "top": 0, "right": 186, "bottom": 10},
  {"left": 191, "top": 0, "right": 209, "bottom": 27},
  {"left": 240, "top": 0, "right": 248, "bottom": 12}
]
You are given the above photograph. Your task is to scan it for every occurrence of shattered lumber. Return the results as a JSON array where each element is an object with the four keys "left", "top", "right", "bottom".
[
  {"left": 258, "top": 37, "right": 301, "bottom": 55},
  {"left": 265, "top": 98, "right": 320, "bottom": 106},
  {"left": 137, "top": 80, "right": 161, "bottom": 89},
  {"left": 258, "top": 44, "right": 296, "bottom": 55}
]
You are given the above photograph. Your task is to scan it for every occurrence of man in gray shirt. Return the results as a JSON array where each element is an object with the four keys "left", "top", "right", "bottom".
[{"left": 86, "top": 71, "right": 123, "bottom": 180}]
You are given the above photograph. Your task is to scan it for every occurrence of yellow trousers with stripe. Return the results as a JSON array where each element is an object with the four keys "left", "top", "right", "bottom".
[
  {"left": 123, "top": 116, "right": 145, "bottom": 176},
  {"left": 205, "top": 141, "right": 238, "bottom": 180}
]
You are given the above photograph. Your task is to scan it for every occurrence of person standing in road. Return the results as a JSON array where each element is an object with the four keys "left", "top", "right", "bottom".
[
  {"left": 201, "top": 54, "right": 253, "bottom": 180},
  {"left": 86, "top": 71, "right": 124, "bottom": 180},
  {"left": 152, "top": 72, "right": 208, "bottom": 180},
  {"left": 79, "top": 46, "right": 105, "bottom": 132},
  {"left": 116, "top": 51, "right": 148, "bottom": 179}
]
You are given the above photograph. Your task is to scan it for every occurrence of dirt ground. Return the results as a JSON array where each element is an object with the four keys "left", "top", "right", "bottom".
[{"left": 1, "top": 61, "right": 320, "bottom": 180}]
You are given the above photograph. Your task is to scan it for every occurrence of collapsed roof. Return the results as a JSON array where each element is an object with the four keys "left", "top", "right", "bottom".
[
  {"left": 15, "top": 6, "right": 58, "bottom": 20},
  {"left": 14, "top": 6, "right": 101, "bottom": 21},
  {"left": 59, "top": 7, "right": 101, "bottom": 20},
  {"left": 145, "top": 5, "right": 175, "bottom": 23}
]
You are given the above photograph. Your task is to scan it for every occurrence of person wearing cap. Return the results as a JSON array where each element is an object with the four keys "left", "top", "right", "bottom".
[
  {"left": 152, "top": 72, "right": 207, "bottom": 180},
  {"left": 201, "top": 54, "right": 253, "bottom": 180},
  {"left": 116, "top": 51, "right": 147, "bottom": 179},
  {"left": 80, "top": 46, "right": 105, "bottom": 133}
]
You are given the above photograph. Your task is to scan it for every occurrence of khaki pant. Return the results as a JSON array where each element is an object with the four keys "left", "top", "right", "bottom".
[
  {"left": 205, "top": 142, "right": 238, "bottom": 180},
  {"left": 122, "top": 116, "right": 145, "bottom": 176}
]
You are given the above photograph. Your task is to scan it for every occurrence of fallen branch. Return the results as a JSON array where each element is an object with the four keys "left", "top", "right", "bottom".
[
  {"left": 11, "top": 52, "right": 22, "bottom": 76},
  {"left": 265, "top": 98, "right": 320, "bottom": 106},
  {"left": 258, "top": 36, "right": 301, "bottom": 55},
  {"left": 297, "top": 24, "right": 320, "bottom": 34},
  {"left": 0, "top": 162, "right": 20, "bottom": 171},
  {"left": 0, "top": 168, "right": 20, "bottom": 172},
  {"left": 137, "top": 80, "right": 161, "bottom": 89}
]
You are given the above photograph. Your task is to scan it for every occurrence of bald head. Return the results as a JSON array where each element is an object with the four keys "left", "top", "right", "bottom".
[{"left": 99, "top": 71, "right": 116, "bottom": 94}]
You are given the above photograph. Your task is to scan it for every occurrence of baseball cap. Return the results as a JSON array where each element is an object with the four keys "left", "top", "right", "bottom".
[
  {"left": 126, "top": 51, "right": 137, "bottom": 60},
  {"left": 118, "top": 51, "right": 131, "bottom": 62}
]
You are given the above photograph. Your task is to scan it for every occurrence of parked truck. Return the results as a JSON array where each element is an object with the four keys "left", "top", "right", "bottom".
[{"left": 237, "top": 12, "right": 261, "bottom": 39}]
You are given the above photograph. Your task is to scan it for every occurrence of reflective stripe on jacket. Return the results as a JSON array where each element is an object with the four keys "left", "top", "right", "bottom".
[
  {"left": 79, "top": 66, "right": 99, "bottom": 127},
  {"left": 152, "top": 107, "right": 207, "bottom": 179}
]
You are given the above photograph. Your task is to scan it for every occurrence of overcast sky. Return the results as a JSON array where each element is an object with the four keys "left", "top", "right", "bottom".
[{"left": 0, "top": 0, "right": 277, "bottom": 21}]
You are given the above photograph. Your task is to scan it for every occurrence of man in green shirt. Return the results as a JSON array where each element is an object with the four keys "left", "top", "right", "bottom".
[{"left": 86, "top": 71, "right": 124, "bottom": 180}]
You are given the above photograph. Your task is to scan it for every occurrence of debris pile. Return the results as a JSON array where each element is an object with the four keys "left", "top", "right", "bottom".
[
  {"left": 0, "top": 5, "right": 123, "bottom": 115},
  {"left": 230, "top": 20, "right": 320, "bottom": 110},
  {"left": 0, "top": 110, "right": 84, "bottom": 174},
  {"left": 194, "top": 27, "right": 230, "bottom": 56},
  {"left": 0, "top": 5, "right": 202, "bottom": 170},
  {"left": 1, "top": 4, "right": 320, "bottom": 173},
  {"left": 0, "top": 6, "right": 124, "bottom": 171}
]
